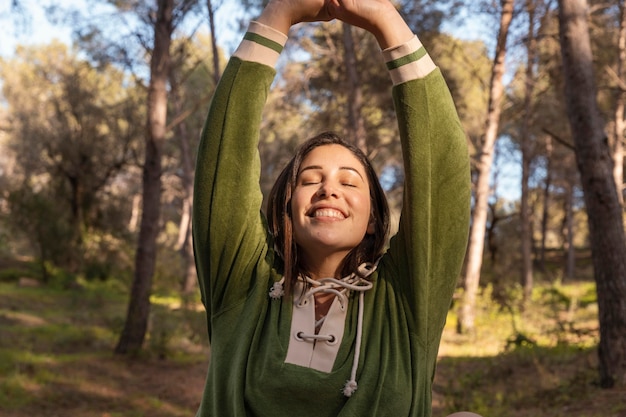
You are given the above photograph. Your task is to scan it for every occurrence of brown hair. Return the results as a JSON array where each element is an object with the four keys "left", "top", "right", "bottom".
[{"left": 266, "top": 131, "right": 390, "bottom": 293}]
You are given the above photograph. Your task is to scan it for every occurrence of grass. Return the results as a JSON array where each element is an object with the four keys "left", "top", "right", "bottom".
[
  {"left": 0, "top": 280, "right": 210, "bottom": 416},
  {"left": 0, "top": 273, "right": 625, "bottom": 417},
  {"left": 433, "top": 281, "right": 625, "bottom": 417}
]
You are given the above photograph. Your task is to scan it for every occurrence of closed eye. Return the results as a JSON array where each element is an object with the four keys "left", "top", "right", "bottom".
[{"left": 298, "top": 171, "right": 322, "bottom": 186}]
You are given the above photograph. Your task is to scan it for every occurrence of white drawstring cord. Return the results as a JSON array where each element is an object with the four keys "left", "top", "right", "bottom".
[{"left": 342, "top": 290, "right": 365, "bottom": 397}]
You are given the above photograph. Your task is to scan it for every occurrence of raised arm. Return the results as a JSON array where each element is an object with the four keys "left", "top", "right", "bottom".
[
  {"left": 192, "top": 0, "right": 336, "bottom": 323},
  {"left": 330, "top": 0, "right": 471, "bottom": 340}
]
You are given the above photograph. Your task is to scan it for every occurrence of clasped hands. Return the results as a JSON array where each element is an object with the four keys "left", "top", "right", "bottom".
[{"left": 259, "top": 0, "right": 412, "bottom": 49}]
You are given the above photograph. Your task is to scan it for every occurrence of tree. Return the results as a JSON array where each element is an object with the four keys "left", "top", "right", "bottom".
[
  {"left": 558, "top": 0, "right": 626, "bottom": 388},
  {"left": 519, "top": 0, "right": 541, "bottom": 303},
  {"left": 341, "top": 23, "right": 367, "bottom": 152},
  {"left": 168, "top": 34, "right": 221, "bottom": 294},
  {"left": 518, "top": 3, "right": 578, "bottom": 277},
  {"left": 0, "top": 42, "right": 142, "bottom": 274},
  {"left": 458, "top": 0, "right": 516, "bottom": 334},
  {"left": 206, "top": 0, "right": 222, "bottom": 85},
  {"left": 612, "top": 0, "right": 626, "bottom": 207},
  {"left": 115, "top": 0, "right": 176, "bottom": 355},
  {"left": 170, "top": 56, "right": 197, "bottom": 295}
]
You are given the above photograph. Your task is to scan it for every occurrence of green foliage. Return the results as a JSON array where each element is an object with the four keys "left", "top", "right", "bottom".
[
  {"left": 5, "top": 188, "right": 77, "bottom": 271},
  {"left": 147, "top": 293, "right": 209, "bottom": 360},
  {"left": 0, "top": 278, "right": 206, "bottom": 362},
  {"left": 81, "top": 232, "right": 135, "bottom": 284},
  {"left": 0, "top": 41, "right": 145, "bottom": 273},
  {"left": 0, "top": 268, "right": 28, "bottom": 283},
  {"left": 39, "top": 263, "right": 77, "bottom": 290},
  {"left": 449, "top": 277, "right": 599, "bottom": 356},
  {"left": 0, "top": 371, "right": 32, "bottom": 409},
  {"left": 439, "top": 277, "right": 612, "bottom": 416},
  {"left": 147, "top": 304, "right": 179, "bottom": 359},
  {"left": 430, "top": 33, "right": 492, "bottom": 149},
  {"left": 536, "top": 280, "right": 599, "bottom": 346},
  {"left": 439, "top": 344, "right": 605, "bottom": 416},
  {"left": 0, "top": 263, "right": 40, "bottom": 284}
]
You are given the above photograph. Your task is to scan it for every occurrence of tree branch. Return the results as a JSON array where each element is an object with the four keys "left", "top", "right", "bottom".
[{"left": 542, "top": 127, "right": 576, "bottom": 151}]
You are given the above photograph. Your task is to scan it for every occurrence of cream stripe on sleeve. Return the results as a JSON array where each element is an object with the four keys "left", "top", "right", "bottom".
[
  {"left": 233, "top": 21, "right": 288, "bottom": 67},
  {"left": 382, "top": 35, "right": 436, "bottom": 85}
]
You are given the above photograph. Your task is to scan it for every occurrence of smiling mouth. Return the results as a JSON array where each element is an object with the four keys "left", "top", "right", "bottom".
[{"left": 310, "top": 208, "right": 346, "bottom": 219}]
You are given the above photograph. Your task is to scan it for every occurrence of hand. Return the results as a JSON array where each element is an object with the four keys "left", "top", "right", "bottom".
[
  {"left": 325, "top": 0, "right": 396, "bottom": 32},
  {"left": 326, "top": 0, "right": 413, "bottom": 49},
  {"left": 258, "top": 0, "right": 333, "bottom": 35}
]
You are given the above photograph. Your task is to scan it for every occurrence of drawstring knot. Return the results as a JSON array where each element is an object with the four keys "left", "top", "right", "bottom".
[
  {"left": 342, "top": 379, "right": 358, "bottom": 397},
  {"left": 294, "top": 273, "right": 373, "bottom": 310},
  {"left": 269, "top": 277, "right": 285, "bottom": 299}
]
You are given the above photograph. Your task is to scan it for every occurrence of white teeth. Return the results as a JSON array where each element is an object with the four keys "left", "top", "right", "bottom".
[{"left": 313, "top": 209, "right": 345, "bottom": 219}]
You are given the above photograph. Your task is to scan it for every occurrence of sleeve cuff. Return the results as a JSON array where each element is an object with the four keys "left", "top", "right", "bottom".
[
  {"left": 233, "top": 21, "right": 288, "bottom": 68},
  {"left": 382, "top": 35, "right": 436, "bottom": 85}
]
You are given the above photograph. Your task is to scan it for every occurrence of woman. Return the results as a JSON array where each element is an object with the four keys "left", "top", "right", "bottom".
[{"left": 192, "top": 0, "right": 476, "bottom": 416}]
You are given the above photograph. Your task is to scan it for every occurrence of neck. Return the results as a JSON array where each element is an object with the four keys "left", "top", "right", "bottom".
[{"left": 299, "top": 250, "right": 349, "bottom": 280}]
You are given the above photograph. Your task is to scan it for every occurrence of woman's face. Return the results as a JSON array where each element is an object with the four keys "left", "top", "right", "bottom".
[{"left": 290, "top": 144, "right": 375, "bottom": 263}]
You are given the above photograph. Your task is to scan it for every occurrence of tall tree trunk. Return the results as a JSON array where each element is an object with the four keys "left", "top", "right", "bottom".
[
  {"left": 565, "top": 184, "right": 576, "bottom": 280},
  {"left": 458, "top": 0, "right": 515, "bottom": 334},
  {"left": 67, "top": 176, "right": 84, "bottom": 273},
  {"left": 562, "top": 182, "right": 575, "bottom": 281},
  {"left": 342, "top": 23, "right": 367, "bottom": 152},
  {"left": 129, "top": 194, "right": 141, "bottom": 232},
  {"left": 614, "top": 0, "right": 626, "bottom": 207},
  {"left": 520, "top": 0, "right": 539, "bottom": 304},
  {"left": 115, "top": 0, "right": 174, "bottom": 355},
  {"left": 172, "top": 92, "right": 196, "bottom": 294},
  {"left": 558, "top": 0, "right": 626, "bottom": 388},
  {"left": 539, "top": 135, "right": 553, "bottom": 272},
  {"left": 207, "top": 0, "right": 221, "bottom": 86}
]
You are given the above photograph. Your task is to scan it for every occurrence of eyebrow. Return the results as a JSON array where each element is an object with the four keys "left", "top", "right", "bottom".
[{"left": 299, "top": 165, "right": 365, "bottom": 180}]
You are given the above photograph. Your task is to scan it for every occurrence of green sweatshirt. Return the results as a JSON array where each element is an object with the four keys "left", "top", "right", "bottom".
[{"left": 193, "top": 22, "right": 470, "bottom": 417}]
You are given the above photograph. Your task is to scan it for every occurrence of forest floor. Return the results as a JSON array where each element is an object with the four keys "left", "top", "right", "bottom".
[{"left": 1, "top": 259, "right": 625, "bottom": 417}]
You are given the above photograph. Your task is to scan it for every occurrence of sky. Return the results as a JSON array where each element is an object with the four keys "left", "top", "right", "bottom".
[
  {"left": 0, "top": 0, "right": 245, "bottom": 58},
  {"left": 1, "top": 1, "right": 493, "bottom": 58},
  {"left": 0, "top": 0, "right": 75, "bottom": 57}
]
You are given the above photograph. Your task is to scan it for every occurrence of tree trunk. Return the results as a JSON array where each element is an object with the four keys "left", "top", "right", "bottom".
[
  {"left": 129, "top": 194, "right": 141, "bottom": 232},
  {"left": 562, "top": 182, "right": 575, "bottom": 281},
  {"left": 613, "top": 0, "right": 625, "bottom": 207},
  {"left": 207, "top": 0, "right": 221, "bottom": 86},
  {"left": 520, "top": 0, "right": 538, "bottom": 304},
  {"left": 342, "top": 23, "right": 367, "bottom": 153},
  {"left": 172, "top": 92, "right": 197, "bottom": 294},
  {"left": 458, "top": 0, "right": 515, "bottom": 334},
  {"left": 115, "top": 0, "right": 174, "bottom": 355},
  {"left": 558, "top": 0, "right": 626, "bottom": 388},
  {"left": 176, "top": 141, "right": 196, "bottom": 295},
  {"left": 539, "top": 135, "right": 553, "bottom": 272},
  {"left": 67, "top": 175, "right": 84, "bottom": 273}
]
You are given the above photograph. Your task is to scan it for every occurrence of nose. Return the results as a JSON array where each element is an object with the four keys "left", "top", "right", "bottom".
[{"left": 316, "top": 181, "right": 339, "bottom": 199}]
